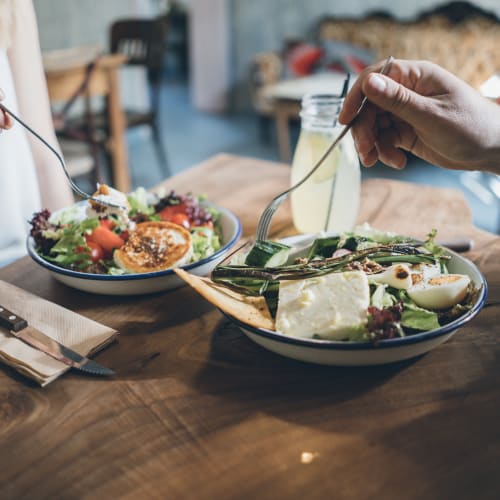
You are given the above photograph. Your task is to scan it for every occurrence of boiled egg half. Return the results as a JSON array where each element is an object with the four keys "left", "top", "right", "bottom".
[
  {"left": 407, "top": 274, "right": 470, "bottom": 310},
  {"left": 370, "top": 263, "right": 412, "bottom": 289}
]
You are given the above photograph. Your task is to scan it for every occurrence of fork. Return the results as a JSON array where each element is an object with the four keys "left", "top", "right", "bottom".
[
  {"left": 0, "top": 103, "right": 125, "bottom": 210},
  {"left": 254, "top": 56, "right": 394, "bottom": 242}
]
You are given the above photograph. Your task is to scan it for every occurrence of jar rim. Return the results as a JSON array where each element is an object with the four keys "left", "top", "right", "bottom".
[{"left": 301, "top": 93, "right": 344, "bottom": 106}]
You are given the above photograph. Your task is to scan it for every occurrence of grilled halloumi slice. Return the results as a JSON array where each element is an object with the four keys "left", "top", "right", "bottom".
[{"left": 114, "top": 221, "right": 193, "bottom": 273}]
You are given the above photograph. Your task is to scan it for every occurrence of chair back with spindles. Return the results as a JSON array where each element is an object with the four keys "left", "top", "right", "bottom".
[
  {"left": 109, "top": 17, "right": 171, "bottom": 178},
  {"left": 110, "top": 19, "right": 167, "bottom": 87}
]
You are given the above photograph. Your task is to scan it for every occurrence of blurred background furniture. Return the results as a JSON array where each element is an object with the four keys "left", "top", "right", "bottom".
[
  {"left": 50, "top": 54, "right": 106, "bottom": 189},
  {"left": 248, "top": 52, "right": 283, "bottom": 144},
  {"left": 260, "top": 72, "right": 351, "bottom": 162},
  {"left": 109, "top": 17, "right": 171, "bottom": 178},
  {"left": 43, "top": 48, "right": 131, "bottom": 192},
  {"left": 31, "top": 0, "right": 500, "bottom": 234},
  {"left": 249, "top": 2, "right": 500, "bottom": 162}
]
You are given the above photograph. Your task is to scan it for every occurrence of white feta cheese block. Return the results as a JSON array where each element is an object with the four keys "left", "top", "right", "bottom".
[{"left": 275, "top": 271, "right": 370, "bottom": 340}]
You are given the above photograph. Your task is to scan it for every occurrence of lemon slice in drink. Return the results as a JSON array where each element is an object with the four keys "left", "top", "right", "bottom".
[{"left": 308, "top": 135, "right": 341, "bottom": 183}]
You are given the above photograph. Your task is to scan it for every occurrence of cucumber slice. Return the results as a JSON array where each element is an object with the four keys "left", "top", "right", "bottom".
[
  {"left": 245, "top": 240, "right": 291, "bottom": 267},
  {"left": 307, "top": 236, "right": 340, "bottom": 260}
]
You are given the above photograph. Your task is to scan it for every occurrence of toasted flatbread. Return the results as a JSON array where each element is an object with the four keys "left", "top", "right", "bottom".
[
  {"left": 174, "top": 268, "right": 275, "bottom": 331},
  {"left": 115, "top": 221, "right": 193, "bottom": 273}
]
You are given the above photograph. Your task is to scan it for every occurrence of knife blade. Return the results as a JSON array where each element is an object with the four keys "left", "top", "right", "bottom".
[{"left": 0, "top": 305, "right": 114, "bottom": 376}]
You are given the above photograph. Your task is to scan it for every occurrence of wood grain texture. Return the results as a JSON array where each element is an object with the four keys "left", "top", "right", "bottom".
[{"left": 0, "top": 154, "right": 498, "bottom": 500}]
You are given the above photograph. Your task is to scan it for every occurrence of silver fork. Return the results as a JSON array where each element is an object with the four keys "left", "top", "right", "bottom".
[
  {"left": 255, "top": 56, "right": 394, "bottom": 241},
  {"left": 0, "top": 103, "right": 125, "bottom": 210}
]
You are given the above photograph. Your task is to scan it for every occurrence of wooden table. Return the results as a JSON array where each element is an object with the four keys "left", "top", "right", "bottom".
[
  {"left": 1, "top": 154, "right": 499, "bottom": 499},
  {"left": 43, "top": 48, "right": 131, "bottom": 192},
  {"left": 262, "top": 72, "right": 350, "bottom": 163}
]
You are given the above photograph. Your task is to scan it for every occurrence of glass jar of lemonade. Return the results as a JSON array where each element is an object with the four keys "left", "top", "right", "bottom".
[{"left": 290, "top": 94, "right": 360, "bottom": 234}]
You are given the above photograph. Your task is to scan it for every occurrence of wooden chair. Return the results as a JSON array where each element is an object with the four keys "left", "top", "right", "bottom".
[
  {"left": 109, "top": 18, "right": 171, "bottom": 178},
  {"left": 52, "top": 58, "right": 107, "bottom": 188}
]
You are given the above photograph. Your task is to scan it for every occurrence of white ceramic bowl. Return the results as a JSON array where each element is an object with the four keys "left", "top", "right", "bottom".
[
  {"left": 27, "top": 202, "right": 242, "bottom": 295},
  {"left": 222, "top": 234, "right": 488, "bottom": 366}
]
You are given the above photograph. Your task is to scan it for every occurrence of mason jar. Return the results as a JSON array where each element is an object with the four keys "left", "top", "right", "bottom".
[{"left": 290, "top": 93, "right": 361, "bottom": 234}]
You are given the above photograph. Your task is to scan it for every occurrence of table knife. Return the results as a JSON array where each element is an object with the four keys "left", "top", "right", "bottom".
[{"left": 0, "top": 305, "right": 114, "bottom": 376}]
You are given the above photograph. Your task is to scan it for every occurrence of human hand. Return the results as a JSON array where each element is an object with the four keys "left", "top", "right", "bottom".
[
  {"left": 0, "top": 88, "right": 13, "bottom": 130},
  {"left": 338, "top": 59, "right": 500, "bottom": 173}
]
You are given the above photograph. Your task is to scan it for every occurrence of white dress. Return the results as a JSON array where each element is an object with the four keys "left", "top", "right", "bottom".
[{"left": 0, "top": 49, "right": 41, "bottom": 263}]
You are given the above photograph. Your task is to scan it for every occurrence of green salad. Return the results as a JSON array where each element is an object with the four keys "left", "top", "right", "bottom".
[
  {"left": 211, "top": 225, "right": 480, "bottom": 343},
  {"left": 29, "top": 186, "right": 222, "bottom": 275}
]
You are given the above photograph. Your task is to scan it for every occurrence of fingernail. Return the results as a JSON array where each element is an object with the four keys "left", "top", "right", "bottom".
[
  {"left": 359, "top": 153, "right": 369, "bottom": 167},
  {"left": 369, "top": 74, "right": 387, "bottom": 94},
  {"left": 389, "top": 162, "right": 404, "bottom": 170}
]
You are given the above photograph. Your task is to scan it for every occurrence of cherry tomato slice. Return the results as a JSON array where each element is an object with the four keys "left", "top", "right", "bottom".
[
  {"left": 87, "top": 225, "right": 124, "bottom": 256},
  {"left": 77, "top": 240, "right": 104, "bottom": 263},
  {"left": 169, "top": 213, "right": 191, "bottom": 229},
  {"left": 86, "top": 240, "right": 104, "bottom": 262},
  {"left": 158, "top": 204, "right": 187, "bottom": 222}
]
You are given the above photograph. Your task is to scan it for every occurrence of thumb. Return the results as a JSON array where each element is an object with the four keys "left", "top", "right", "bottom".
[{"left": 363, "top": 73, "right": 427, "bottom": 124}]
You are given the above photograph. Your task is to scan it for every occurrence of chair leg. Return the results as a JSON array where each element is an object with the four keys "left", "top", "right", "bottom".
[{"left": 151, "top": 119, "right": 171, "bottom": 178}]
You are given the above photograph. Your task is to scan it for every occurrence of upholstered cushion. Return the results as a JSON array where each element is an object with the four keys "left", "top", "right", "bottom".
[{"left": 286, "top": 43, "right": 324, "bottom": 77}]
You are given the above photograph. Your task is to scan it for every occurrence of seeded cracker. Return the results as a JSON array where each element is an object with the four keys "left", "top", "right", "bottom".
[{"left": 174, "top": 269, "right": 275, "bottom": 331}]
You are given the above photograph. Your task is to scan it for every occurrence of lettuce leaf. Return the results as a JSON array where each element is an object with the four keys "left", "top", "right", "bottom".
[
  {"left": 127, "top": 187, "right": 155, "bottom": 216},
  {"left": 398, "top": 290, "right": 440, "bottom": 331},
  {"left": 370, "top": 283, "right": 397, "bottom": 309},
  {"left": 191, "top": 226, "right": 221, "bottom": 261},
  {"left": 45, "top": 218, "right": 99, "bottom": 269}
]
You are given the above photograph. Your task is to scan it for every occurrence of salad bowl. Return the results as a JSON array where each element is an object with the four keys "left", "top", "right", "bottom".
[
  {"left": 27, "top": 200, "right": 242, "bottom": 296},
  {"left": 228, "top": 234, "right": 487, "bottom": 366},
  {"left": 176, "top": 231, "right": 488, "bottom": 367}
]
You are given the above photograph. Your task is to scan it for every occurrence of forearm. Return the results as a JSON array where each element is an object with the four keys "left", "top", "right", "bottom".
[{"left": 7, "top": 0, "right": 73, "bottom": 210}]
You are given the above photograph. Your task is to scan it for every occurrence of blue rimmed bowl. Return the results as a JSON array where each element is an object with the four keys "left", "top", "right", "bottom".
[
  {"left": 27, "top": 202, "right": 242, "bottom": 296},
  {"left": 223, "top": 234, "right": 488, "bottom": 366}
]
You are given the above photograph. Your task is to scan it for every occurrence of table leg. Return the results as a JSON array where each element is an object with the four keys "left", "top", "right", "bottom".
[{"left": 106, "top": 68, "right": 131, "bottom": 192}]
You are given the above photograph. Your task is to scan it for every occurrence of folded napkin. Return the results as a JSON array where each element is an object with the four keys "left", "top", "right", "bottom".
[{"left": 0, "top": 280, "right": 118, "bottom": 386}]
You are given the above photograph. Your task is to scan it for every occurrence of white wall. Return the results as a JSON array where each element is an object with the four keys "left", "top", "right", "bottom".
[
  {"left": 33, "top": 0, "right": 160, "bottom": 51},
  {"left": 189, "top": 0, "right": 229, "bottom": 112}
]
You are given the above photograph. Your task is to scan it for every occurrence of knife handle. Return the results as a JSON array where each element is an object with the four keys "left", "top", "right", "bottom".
[{"left": 0, "top": 306, "right": 29, "bottom": 332}]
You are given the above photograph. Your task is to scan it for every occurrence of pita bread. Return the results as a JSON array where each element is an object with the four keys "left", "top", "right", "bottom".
[{"left": 174, "top": 269, "right": 275, "bottom": 331}]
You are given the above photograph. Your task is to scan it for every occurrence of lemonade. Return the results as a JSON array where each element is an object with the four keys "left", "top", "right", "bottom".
[{"left": 290, "top": 95, "right": 360, "bottom": 234}]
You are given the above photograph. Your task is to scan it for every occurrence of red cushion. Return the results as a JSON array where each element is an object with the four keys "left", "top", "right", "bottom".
[{"left": 287, "top": 44, "right": 324, "bottom": 77}]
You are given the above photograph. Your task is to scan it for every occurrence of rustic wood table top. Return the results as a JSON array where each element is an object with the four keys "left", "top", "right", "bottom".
[{"left": 0, "top": 154, "right": 498, "bottom": 500}]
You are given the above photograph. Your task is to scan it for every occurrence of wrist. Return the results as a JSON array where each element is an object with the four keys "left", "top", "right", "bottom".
[{"left": 477, "top": 99, "right": 500, "bottom": 174}]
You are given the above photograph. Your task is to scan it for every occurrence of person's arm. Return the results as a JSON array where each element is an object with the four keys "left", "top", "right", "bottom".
[
  {"left": 339, "top": 58, "right": 500, "bottom": 174},
  {"left": 7, "top": 0, "right": 73, "bottom": 211}
]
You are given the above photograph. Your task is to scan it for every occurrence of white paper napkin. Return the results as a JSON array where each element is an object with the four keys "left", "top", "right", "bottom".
[{"left": 0, "top": 280, "right": 118, "bottom": 386}]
